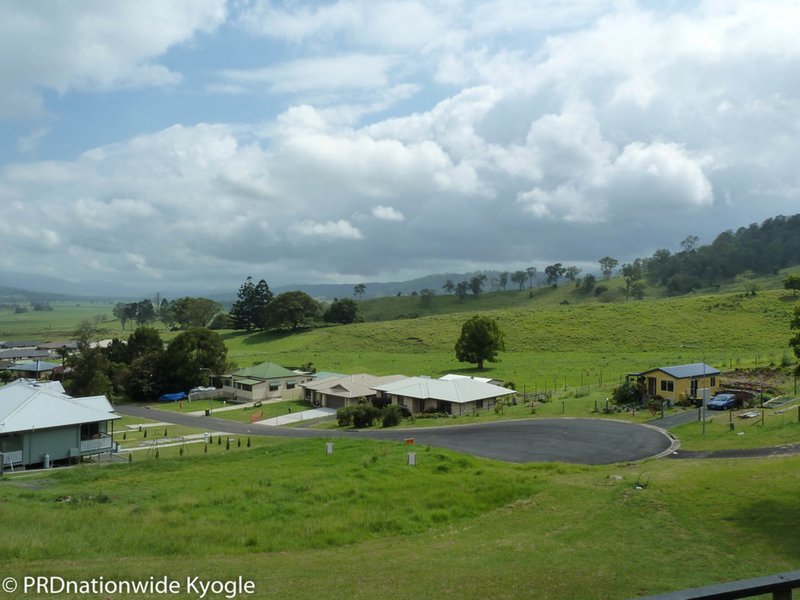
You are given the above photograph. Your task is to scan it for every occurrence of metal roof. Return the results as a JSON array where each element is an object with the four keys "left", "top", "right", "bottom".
[
  {"left": 8, "top": 361, "right": 60, "bottom": 372},
  {"left": 0, "top": 379, "right": 119, "bottom": 434},
  {"left": 0, "top": 349, "right": 52, "bottom": 360},
  {"left": 229, "top": 362, "right": 297, "bottom": 380},
  {"left": 374, "top": 377, "right": 514, "bottom": 404},
  {"left": 642, "top": 363, "right": 720, "bottom": 379}
]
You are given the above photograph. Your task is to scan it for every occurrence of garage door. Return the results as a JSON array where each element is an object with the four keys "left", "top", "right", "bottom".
[{"left": 325, "top": 396, "right": 346, "bottom": 409}]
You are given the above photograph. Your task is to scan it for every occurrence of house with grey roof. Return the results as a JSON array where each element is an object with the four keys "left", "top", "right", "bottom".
[
  {"left": 0, "top": 379, "right": 120, "bottom": 469},
  {"left": 373, "top": 376, "right": 515, "bottom": 416},
  {"left": 8, "top": 360, "right": 60, "bottom": 380},
  {"left": 300, "top": 373, "right": 407, "bottom": 409},
  {"left": 219, "top": 361, "right": 313, "bottom": 402}
]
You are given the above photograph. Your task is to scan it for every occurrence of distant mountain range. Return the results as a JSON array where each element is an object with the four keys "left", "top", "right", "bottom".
[{"left": 1, "top": 269, "right": 539, "bottom": 304}]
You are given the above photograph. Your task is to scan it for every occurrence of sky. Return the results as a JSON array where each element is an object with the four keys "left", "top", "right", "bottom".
[{"left": 1, "top": 0, "right": 799, "bottom": 294}]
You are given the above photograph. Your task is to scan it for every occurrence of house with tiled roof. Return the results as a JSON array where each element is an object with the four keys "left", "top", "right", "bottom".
[{"left": 300, "top": 373, "right": 407, "bottom": 409}]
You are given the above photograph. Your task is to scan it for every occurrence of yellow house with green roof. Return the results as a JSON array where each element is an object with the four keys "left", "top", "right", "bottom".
[{"left": 220, "top": 362, "right": 312, "bottom": 402}]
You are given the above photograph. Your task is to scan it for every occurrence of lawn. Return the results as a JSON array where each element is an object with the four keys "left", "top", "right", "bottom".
[
  {"left": 1, "top": 440, "right": 798, "bottom": 599},
  {"left": 672, "top": 402, "right": 800, "bottom": 451},
  {"left": 207, "top": 399, "right": 313, "bottom": 423}
]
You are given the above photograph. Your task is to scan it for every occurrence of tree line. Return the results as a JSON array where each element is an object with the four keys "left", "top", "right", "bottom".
[{"left": 66, "top": 322, "right": 229, "bottom": 402}]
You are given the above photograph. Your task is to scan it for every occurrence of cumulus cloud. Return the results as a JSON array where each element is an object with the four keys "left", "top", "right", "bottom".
[
  {"left": 0, "top": 1, "right": 226, "bottom": 117},
  {"left": 371, "top": 206, "right": 405, "bottom": 221},
  {"left": 1, "top": 1, "right": 799, "bottom": 291},
  {"left": 290, "top": 220, "right": 363, "bottom": 240}
]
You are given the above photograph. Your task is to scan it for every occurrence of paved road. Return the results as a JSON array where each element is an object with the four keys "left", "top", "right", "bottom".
[{"left": 117, "top": 405, "right": 674, "bottom": 465}]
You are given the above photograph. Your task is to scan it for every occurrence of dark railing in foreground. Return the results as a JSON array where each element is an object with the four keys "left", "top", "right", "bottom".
[{"left": 637, "top": 570, "right": 800, "bottom": 600}]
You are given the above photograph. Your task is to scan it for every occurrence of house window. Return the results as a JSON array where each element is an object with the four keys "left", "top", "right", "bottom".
[
  {"left": 80, "top": 422, "right": 100, "bottom": 440},
  {"left": 660, "top": 380, "right": 674, "bottom": 392},
  {"left": 286, "top": 381, "right": 296, "bottom": 390},
  {"left": 710, "top": 376, "right": 716, "bottom": 387},
  {"left": 477, "top": 400, "right": 484, "bottom": 409},
  {"left": 269, "top": 383, "right": 280, "bottom": 392}
]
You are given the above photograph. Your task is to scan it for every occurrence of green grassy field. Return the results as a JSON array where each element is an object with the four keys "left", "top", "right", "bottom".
[
  {"left": 2, "top": 277, "right": 799, "bottom": 598},
  {"left": 221, "top": 289, "right": 798, "bottom": 392},
  {"left": 0, "top": 302, "right": 123, "bottom": 340},
  {"left": 1, "top": 441, "right": 798, "bottom": 599}
]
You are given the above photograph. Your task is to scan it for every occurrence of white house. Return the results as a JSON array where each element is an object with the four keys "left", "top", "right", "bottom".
[{"left": 373, "top": 376, "right": 515, "bottom": 416}]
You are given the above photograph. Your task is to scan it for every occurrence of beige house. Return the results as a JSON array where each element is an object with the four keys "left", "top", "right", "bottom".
[
  {"left": 629, "top": 363, "right": 720, "bottom": 404},
  {"left": 220, "top": 362, "right": 312, "bottom": 402},
  {"left": 373, "top": 376, "right": 515, "bottom": 416},
  {"left": 300, "top": 373, "right": 407, "bottom": 409}
]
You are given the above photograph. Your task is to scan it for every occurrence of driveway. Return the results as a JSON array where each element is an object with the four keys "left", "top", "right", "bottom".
[
  {"left": 116, "top": 405, "right": 674, "bottom": 465},
  {"left": 255, "top": 408, "right": 336, "bottom": 426}
]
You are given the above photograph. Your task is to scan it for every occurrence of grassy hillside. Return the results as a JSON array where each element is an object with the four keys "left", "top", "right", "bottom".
[{"left": 222, "top": 288, "right": 798, "bottom": 392}]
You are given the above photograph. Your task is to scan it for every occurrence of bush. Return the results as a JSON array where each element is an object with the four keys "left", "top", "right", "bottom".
[
  {"left": 382, "top": 404, "right": 403, "bottom": 427},
  {"left": 336, "top": 406, "right": 354, "bottom": 427},
  {"left": 352, "top": 404, "right": 381, "bottom": 428}
]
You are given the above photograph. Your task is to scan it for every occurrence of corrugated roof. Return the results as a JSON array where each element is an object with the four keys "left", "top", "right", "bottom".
[
  {"left": 0, "top": 380, "right": 119, "bottom": 434},
  {"left": 230, "top": 362, "right": 296, "bottom": 380},
  {"left": 8, "top": 361, "right": 60, "bottom": 372},
  {"left": 374, "top": 377, "right": 514, "bottom": 404},
  {"left": 645, "top": 363, "right": 720, "bottom": 379}
]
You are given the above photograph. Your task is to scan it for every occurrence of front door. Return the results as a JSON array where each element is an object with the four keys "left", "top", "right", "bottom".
[{"left": 647, "top": 377, "right": 656, "bottom": 397}]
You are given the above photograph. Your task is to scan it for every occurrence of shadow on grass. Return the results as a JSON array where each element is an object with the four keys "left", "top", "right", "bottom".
[
  {"left": 730, "top": 498, "right": 800, "bottom": 561},
  {"left": 220, "top": 329, "right": 304, "bottom": 345}
]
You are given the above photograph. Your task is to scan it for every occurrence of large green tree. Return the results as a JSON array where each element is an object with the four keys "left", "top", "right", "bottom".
[
  {"left": 783, "top": 274, "right": 800, "bottom": 296},
  {"left": 790, "top": 305, "right": 800, "bottom": 374},
  {"left": 161, "top": 328, "right": 229, "bottom": 392},
  {"left": 455, "top": 315, "right": 506, "bottom": 370},
  {"left": 230, "top": 277, "right": 272, "bottom": 330},
  {"left": 324, "top": 298, "right": 361, "bottom": 324},
  {"left": 172, "top": 297, "right": 223, "bottom": 329},
  {"left": 265, "top": 291, "right": 320, "bottom": 330},
  {"left": 599, "top": 256, "right": 618, "bottom": 279}
]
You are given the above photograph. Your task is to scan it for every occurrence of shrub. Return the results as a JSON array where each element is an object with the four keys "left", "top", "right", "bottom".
[
  {"left": 336, "top": 406, "right": 354, "bottom": 427},
  {"left": 352, "top": 404, "right": 381, "bottom": 428},
  {"left": 382, "top": 404, "right": 403, "bottom": 427}
]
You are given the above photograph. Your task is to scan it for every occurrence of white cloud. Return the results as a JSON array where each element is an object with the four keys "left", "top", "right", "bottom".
[
  {"left": 371, "top": 205, "right": 405, "bottom": 221},
  {"left": 219, "top": 54, "right": 399, "bottom": 95},
  {"left": 290, "top": 219, "right": 363, "bottom": 240},
  {"left": 0, "top": 1, "right": 226, "bottom": 117},
  {"left": 1, "top": 1, "right": 800, "bottom": 290}
]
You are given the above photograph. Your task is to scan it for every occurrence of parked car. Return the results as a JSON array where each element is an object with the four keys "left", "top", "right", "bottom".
[{"left": 707, "top": 393, "right": 737, "bottom": 410}]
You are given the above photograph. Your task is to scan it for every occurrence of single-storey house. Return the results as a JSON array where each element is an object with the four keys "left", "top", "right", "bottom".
[
  {"left": 439, "top": 373, "right": 504, "bottom": 386},
  {"left": 219, "top": 362, "right": 313, "bottom": 402},
  {"left": 628, "top": 363, "right": 720, "bottom": 404},
  {"left": 7, "top": 360, "right": 60, "bottom": 380},
  {"left": 0, "top": 348, "right": 52, "bottom": 361},
  {"left": 0, "top": 379, "right": 120, "bottom": 469},
  {"left": 300, "top": 373, "right": 407, "bottom": 409},
  {"left": 0, "top": 341, "right": 42, "bottom": 349},
  {"left": 373, "top": 376, "right": 515, "bottom": 416}
]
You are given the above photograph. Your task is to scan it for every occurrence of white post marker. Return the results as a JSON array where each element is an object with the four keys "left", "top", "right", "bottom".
[
  {"left": 326, "top": 442, "right": 334, "bottom": 455},
  {"left": 408, "top": 452, "right": 416, "bottom": 466}
]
